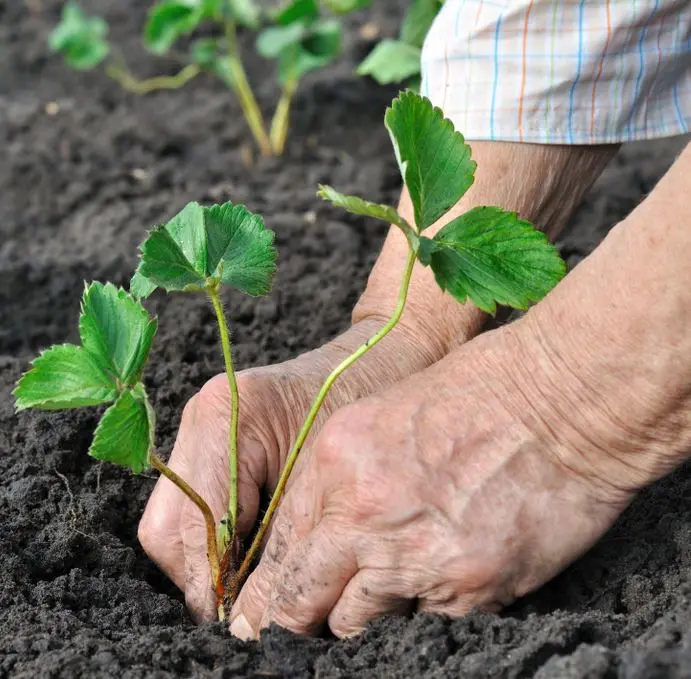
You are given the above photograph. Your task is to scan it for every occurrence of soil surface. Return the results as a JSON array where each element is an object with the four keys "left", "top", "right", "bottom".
[{"left": 2, "top": 1, "right": 691, "bottom": 677}]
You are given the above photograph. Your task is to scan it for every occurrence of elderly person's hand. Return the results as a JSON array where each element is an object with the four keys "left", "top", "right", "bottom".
[
  {"left": 231, "top": 145, "right": 691, "bottom": 636},
  {"left": 137, "top": 142, "right": 617, "bottom": 625}
]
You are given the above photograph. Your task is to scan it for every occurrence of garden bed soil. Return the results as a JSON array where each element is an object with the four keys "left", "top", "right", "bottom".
[{"left": 2, "top": 1, "right": 691, "bottom": 677}]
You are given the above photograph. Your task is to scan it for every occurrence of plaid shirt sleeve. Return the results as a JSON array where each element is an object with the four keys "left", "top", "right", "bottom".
[{"left": 420, "top": 0, "right": 691, "bottom": 144}]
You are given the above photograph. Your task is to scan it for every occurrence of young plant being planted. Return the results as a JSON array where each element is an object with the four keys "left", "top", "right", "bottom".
[
  {"left": 14, "top": 203, "right": 277, "bottom": 622},
  {"left": 49, "top": 0, "right": 343, "bottom": 155},
  {"left": 12, "top": 282, "right": 226, "bottom": 603},
  {"left": 14, "top": 91, "right": 566, "bottom": 624},
  {"left": 129, "top": 200, "right": 277, "bottom": 589},
  {"left": 225, "top": 90, "right": 567, "bottom": 605}
]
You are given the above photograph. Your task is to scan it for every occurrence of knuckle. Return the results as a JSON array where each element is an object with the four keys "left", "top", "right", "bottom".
[
  {"left": 269, "top": 604, "right": 317, "bottom": 635},
  {"left": 137, "top": 508, "right": 167, "bottom": 560},
  {"left": 195, "top": 374, "right": 230, "bottom": 416},
  {"left": 315, "top": 403, "right": 376, "bottom": 469},
  {"left": 420, "top": 557, "right": 511, "bottom": 613},
  {"left": 136, "top": 515, "right": 155, "bottom": 553}
]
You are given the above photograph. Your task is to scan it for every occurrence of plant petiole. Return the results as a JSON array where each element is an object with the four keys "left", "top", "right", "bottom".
[
  {"left": 207, "top": 284, "right": 240, "bottom": 551},
  {"left": 229, "top": 247, "right": 418, "bottom": 602},
  {"left": 269, "top": 79, "right": 298, "bottom": 155},
  {"left": 149, "top": 451, "right": 224, "bottom": 620},
  {"left": 104, "top": 62, "right": 200, "bottom": 95},
  {"left": 223, "top": 20, "right": 272, "bottom": 156}
]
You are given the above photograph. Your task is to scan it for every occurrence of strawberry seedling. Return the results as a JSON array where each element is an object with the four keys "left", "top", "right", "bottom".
[
  {"left": 357, "top": 0, "right": 442, "bottom": 90},
  {"left": 129, "top": 200, "right": 277, "bottom": 590},
  {"left": 15, "top": 91, "right": 565, "bottom": 623},
  {"left": 15, "top": 203, "right": 277, "bottom": 621},
  {"left": 49, "top": 0, "right": 344, "bottom": 155}
]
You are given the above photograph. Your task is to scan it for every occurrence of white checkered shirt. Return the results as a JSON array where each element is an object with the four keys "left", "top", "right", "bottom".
[{"left": 421, "top": 0, "right": 691, "bottom": 143}]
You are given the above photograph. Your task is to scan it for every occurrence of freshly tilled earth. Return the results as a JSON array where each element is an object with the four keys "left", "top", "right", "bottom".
[{"left": 1, "top": 1, "right": 691, "bottom": 677}]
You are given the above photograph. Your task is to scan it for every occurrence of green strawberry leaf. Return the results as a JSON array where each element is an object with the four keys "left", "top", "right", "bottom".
[
  {"left": 418, "top": 207, "right": 566, "bottom": 314},
  {"left": 276, "top": 20, "right": 342, "bottom": 82},
  {"left": 385, "top": 91, "right": 476, "bottom": 231},
  {"left": 257, "top": 23, "right": 307, "bottom": 59},
  {"left": 273, "top": 0, "right": 319, "bottom": 25},
  {"left": 144, "top": 0, "right": 203, "bottom": 55},
  {"left": 14, "top": 344, "right": 117, "bottom": 411},
  {"left": 400, "top": 0, "right": 442, "bottom": 48},
  {"left": 133, "top": 201, "right": 277, "bottom": 298},
  {"left": 14, "top": 283, "right": 157, "bottom": 411},
  {"left": 302, "top": 20, "right": 342, "bottom": 59},
  {"left": 205, "top": 202, "right": 277, "bottom": 295},
  {"left": 190, "top": 38, "right": 221, "bottom": 67},
  {"left": 135, "top": 202, "right": 209, "bottom": 293},
  {"left": 137, "top": 226, "right": 208, "bottom": 292},
  {"left": 357, "top": 40, "right": 421, "bottom": 85},
  {"left": 88, "top": 386, "right": 153, "bottom": 473},
  {"left": 163, "top": 201, "right": 208, "bottom": 273},
  {"left": 225, "top": 0, "right": 261, "bottom": 27},
  {"left": 48, "top": 1, "right": 110, "bottom": 71},
  {"left": 317, "top": 184, "right": 418, "bottom": 250},
  {"left": 130, "top": 270, "right": 158, "bottom": 299},
  {"left": 79, "top": 282, "right": 158, "bottom": 386}
]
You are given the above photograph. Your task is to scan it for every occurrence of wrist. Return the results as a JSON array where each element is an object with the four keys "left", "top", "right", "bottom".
[
  {"left": 284, "top": 316, "right": 444, "bottom": 407},
  {"left": 509, "top": 217, "right": 691, "bottom": 496},
  {"left": 353, "top": 142, "right": 617, "bottom": 358}
]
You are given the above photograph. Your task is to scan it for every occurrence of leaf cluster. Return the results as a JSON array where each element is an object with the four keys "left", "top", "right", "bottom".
[
  {"left": 14, "top": 283, "right": 157, "bottom": 473},
  {"left": 130, "top": 200, "right": 277, "bottom": 299},
  {"left": 256, "top": 0, "right": 342, "bottom": 85},
  {"left": 49, "top": 0, "right": 343, "bottom": 85},
  {"left": 320, "top": 92, "right": 566, "bottom": 314},
  {"left": 142, "top": 0, "right": 265, "bottom": 55},
  {"left": 49, "top": 1, "right": 110, "bottom": 70},
  {"left": 356, "top": 0, "right": 442, "bottom": 89}
]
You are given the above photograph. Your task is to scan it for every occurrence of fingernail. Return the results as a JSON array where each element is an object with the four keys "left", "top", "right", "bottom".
[{"left": 230, "top": 614, "right": 255, "bottom": 641}]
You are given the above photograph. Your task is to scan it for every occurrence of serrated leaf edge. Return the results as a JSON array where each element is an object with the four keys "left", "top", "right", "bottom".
[{"left": 12, "top": 342, "right": 117, "bottom": 412}]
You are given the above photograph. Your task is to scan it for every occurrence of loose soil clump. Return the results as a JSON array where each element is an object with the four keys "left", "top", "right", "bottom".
[{"left": 1, "top": 1, "right": 690, "bottom": 677}]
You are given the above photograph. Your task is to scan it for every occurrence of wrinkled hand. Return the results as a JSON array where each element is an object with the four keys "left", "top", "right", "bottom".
[
  {"left": 229, "top": 311, "right": 677, "bottom": 639},
  {"left": 137, "top": 318, "right": 461, "bottom": 621}
]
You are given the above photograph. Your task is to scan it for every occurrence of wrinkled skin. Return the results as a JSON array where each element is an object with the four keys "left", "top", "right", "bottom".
[
  {"left": 228, "top": 322, "right": 636, "bottom": 638},
  {"left": 138, "top": 317, "right": 459, "bottom": 622},
  {"left": 140, "top": 142, "right": 691, "bottom": 639}
]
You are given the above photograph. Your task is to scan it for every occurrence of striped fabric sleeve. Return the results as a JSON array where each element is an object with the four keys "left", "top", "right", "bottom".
[{"left": 420, "top": 0, "right": 691, "bottom": 144}]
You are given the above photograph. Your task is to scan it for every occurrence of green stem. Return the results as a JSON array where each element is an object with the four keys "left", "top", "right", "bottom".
[
  {"left": 207, "top": 286, "right": 240, "bottom": 542},
  {"left": 269, "top": 79, "right": 297, "bottom": 155},
  {"left": 223, "top": 20, "right": 272, "bottom": 156},
  {"left": 105, "top": 62, "right": 200, "bottom": 94},
  {"left": 149, "top": 452, "right": 224, "bottom": 621},
  {"left": 231, "top": 248, "right": 418, "bottom": 599}
]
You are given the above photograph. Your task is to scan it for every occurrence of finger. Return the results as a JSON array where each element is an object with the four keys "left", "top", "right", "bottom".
[
  {"left": 231, "top": 458, "right": 322, "bottom": 638},
  {"left": 327, "top": 569, "right": 414, "bottom": 638},
  {"left": 229, "top": 507, "right": 300, "bottom": 639},
  {"left": 181, "top": 499, "right": 217, "bottom": 622},
  {"left": 417, "top": 593, "right": 503, "bottom": 616},
  {"left": 234, "top": 440, "right": 265, "bottom": 538},
  {"left": 259, "top": 520, "right": 358, "bottom": 637},
  {"left": 230, "top": 522, "right": 288, "bottom": 640},
  {"left": 138, "top": 392, "right": 208, "bottom": 591}
]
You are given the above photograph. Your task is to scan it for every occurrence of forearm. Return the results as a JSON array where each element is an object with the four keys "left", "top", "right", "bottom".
[
  {"left": 354, "top": 141, "right": 618, "bottom": 357},
  {"left": 517, "top": 142, "right": 691, "bottom": 489},
  {"left": 279, "top": 142, "right": 616, "bottom": 410}
]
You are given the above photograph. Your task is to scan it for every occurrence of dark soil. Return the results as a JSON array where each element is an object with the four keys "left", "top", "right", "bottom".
[{"left": 1, "top": 1, "right": 690, "bottom": 677}]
